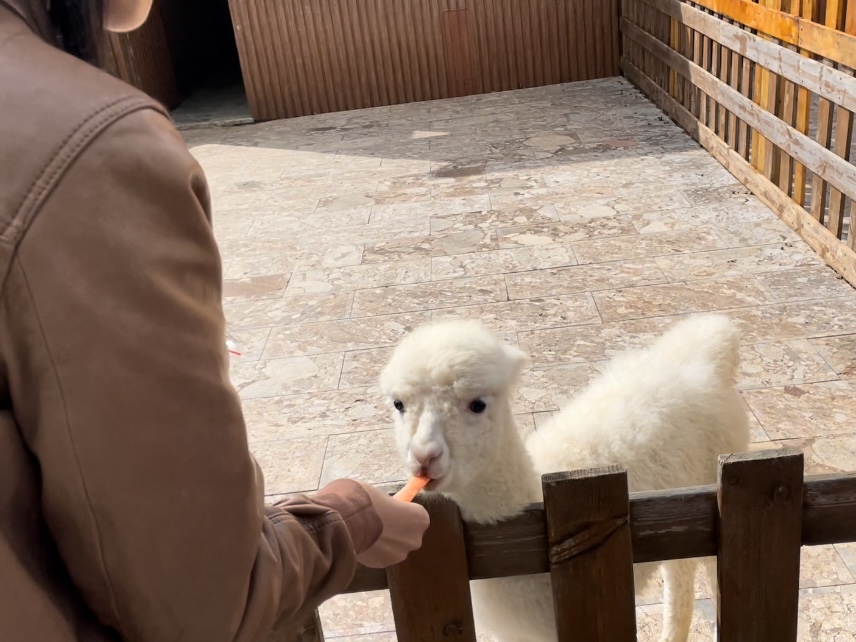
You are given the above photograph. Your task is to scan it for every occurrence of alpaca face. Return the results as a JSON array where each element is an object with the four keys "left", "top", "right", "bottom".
[
  {"left": 386, "top": 388, "right": 501, "bottom": 493},
  {"left": 380, "top": 320, "right": 527, "bottom": 495}
]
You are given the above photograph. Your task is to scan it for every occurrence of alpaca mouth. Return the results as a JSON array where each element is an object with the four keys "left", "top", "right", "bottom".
[{"left": 424, "top": 476, "right": 445, "bottom": 492}]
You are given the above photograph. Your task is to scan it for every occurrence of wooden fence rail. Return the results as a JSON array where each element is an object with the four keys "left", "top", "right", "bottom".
[
  {"left": 621, "top": 0, "right": 856, "bottom": 287},
  {"left": 292, "top": 448, "right": 856, "bottom": 640}
]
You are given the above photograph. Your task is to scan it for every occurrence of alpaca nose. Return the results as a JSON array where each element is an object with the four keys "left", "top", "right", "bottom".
[{"left": 412, "top": 444, "right": 442, "bottom": 474}]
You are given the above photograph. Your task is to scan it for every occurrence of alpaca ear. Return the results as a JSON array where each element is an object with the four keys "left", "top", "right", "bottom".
[{"left": 502, "top": 344, "right": 529, "bottom": 381}]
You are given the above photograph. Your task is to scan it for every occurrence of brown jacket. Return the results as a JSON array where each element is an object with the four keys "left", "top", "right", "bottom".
[{"left": 0, "top": 3, "right": 382, "bottom": 640}]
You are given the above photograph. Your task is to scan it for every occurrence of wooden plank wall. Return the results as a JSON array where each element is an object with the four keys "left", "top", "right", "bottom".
[
  {"left": 227, "top": 0, "right": 620, "bottom": 121},
  {"left": 621, "top": 0, "right": 856, "bottom": 286}
]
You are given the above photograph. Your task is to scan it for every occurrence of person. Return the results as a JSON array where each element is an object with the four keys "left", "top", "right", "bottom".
[{"left": 0, "top": 1, "right": 430, "bottom": 640}]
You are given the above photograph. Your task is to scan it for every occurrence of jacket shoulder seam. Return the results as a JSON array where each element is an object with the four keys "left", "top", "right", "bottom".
[{"left": 2, "top": 95, "right": 169, "bottom": 245}]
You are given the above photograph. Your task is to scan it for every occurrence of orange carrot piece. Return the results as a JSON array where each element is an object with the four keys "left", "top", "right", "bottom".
[{"left": 393, "top": 475, "right": 430, "bottom": 502}]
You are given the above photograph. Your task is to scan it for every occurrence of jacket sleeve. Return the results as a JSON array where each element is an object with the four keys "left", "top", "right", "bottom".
[{"left": 1, "top": 107, "right": 382, "bottom": 641}]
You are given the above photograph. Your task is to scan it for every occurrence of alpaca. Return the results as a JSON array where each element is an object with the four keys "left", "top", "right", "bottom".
[{"left": 379, "top": 314, "right": 750, "bottom": 642}]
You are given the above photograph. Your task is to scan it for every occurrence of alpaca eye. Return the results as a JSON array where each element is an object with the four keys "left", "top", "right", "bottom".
[
  {"left": 469, "top": 399, "right": 487, "bottom": 414},
  {"left": 393, "top": 400, "right": 405, "bottom": 413}
]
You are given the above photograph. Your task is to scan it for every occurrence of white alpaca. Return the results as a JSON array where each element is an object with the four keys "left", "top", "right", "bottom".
[{"left": 380, "top": 314, "right": 750, "bottom": 642}]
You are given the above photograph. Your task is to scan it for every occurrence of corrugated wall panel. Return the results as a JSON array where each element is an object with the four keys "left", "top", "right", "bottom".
[{"left": 229, "top": 0, "right": 620, "bottom": 121}]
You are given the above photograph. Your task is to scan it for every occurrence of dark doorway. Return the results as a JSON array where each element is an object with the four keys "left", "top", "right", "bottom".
[{"left": 106, "top": 0, "right": 251, "bottom": 128}]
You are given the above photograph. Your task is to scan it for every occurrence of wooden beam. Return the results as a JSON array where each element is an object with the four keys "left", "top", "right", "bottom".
[
  {"left": 623, "top": 56, "right": 856, "bottom": 288},
  {"left": 636, "top": 0, "right": 856, "bottom": 115},
  {"left": 621, "top": 16, "right": 856, "bottom": 200},
  {"left": 804, "top": 474, "right": 856, "bottom": 546},
  {"left": 543, "top": 468, "right": 636, "bottom": 641},
  {"left": 717, "top": 449, "right": 803, "bottom": 640},
  {"left": 687, "top": 0, "right": 856, "bottom": 68}
]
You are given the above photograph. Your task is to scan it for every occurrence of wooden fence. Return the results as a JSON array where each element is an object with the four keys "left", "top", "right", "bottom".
[
  {"left": 621, "top": 0, "right": 856, "bottom": 287},
  {"left": 291, "top": 448, "right": 856, "bottom": 640}
]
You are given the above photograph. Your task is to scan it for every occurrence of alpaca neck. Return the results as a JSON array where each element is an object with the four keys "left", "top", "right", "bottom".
[{"left": 446, "top": 406, "right": 542, "bottom": 524}]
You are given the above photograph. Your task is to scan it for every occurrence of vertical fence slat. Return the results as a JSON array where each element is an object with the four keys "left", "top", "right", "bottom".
[
  {"left": 717, "top": 448, "right": 804, "bottom": 641},
  {"left": 700, "top": 9, "right": 713, "bottom": 124},
  {"left": 542, "top": 467, "right": 636, "bottom": 642},
  {"left": 670, "top": 17, "right": 680, "bottom": 98},
  {"left": 847, "top": 0, "right": 856, "bottom": 248},
  {"left": 716, "top": 15, "right": 731, "bottom": 137},
  {"left": 827, "top": 0, "right": 856, "bottom": 236},
  {"left": 778, "top": 0, "right": 799, "bottom": 196},
  {"left": 793, "top": 0, "right": 817, "bottom": 207},
  {"left": 760, "top": 0, "right": 785, "bottom": 184},
  {"left": 827, "top": 97, "right": 854, "bottom": 237},
  {"left": 387, "top": 497, "right": 477, "bottom": 642},
  {"left": 738, "top": 39, "right": 753, "bottom": 159},
  {"left": 810, "top": 0, "right": 846, "bottom": 222},
  {"left": 691, "top": 7, "right": 704, "bottom": 118},
  {"left": 725, "top": 18, "right": 741, "bottom": 147}
]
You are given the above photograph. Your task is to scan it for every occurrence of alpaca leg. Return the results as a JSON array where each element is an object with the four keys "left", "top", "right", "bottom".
[{"left": 659, "top": 559, "right": 696, "bottom": 642}]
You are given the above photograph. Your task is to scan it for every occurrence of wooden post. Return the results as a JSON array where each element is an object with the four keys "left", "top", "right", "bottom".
[
  {"left": 542, "top": 467, "right": 636, "bottom": 642},
  {"left": 386, "top": 496, "right": 477, "bottom": 642},
  {"left": 717, "top": 448, "right": 804, "bottom": 641}
]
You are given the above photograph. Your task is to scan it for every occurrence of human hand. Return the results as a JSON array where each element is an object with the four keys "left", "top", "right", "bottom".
[{"left": 355, "top": 482, "right": 430, "bottom": 568}]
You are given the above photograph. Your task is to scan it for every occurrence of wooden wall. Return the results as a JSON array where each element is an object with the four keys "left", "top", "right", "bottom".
[{"left": 228, "top": 0, "right": 620, "bottom": 121}]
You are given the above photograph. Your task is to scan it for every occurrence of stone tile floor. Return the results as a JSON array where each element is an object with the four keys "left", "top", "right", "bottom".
[{"left": 183, "top": 77, "right": 856, "bottom": 641}]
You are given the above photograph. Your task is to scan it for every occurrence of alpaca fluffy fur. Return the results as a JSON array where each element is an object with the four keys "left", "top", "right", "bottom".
[{"left": 380, "top": 314, "right": 750, "bottom": 642}]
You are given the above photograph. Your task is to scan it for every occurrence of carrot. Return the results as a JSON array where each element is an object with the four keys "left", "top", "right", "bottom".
[{"left": 393, "top": 475, "right": 431, "bottom": 502}]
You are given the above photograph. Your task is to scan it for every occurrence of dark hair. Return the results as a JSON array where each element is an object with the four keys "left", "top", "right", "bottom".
[{"left": 48, "top": 0, "right": 104, "bottom": 65}]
